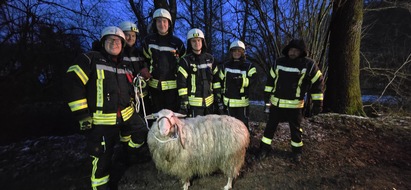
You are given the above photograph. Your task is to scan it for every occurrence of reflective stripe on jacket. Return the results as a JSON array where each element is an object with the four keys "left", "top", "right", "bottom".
[
  {"left": 219, "top": 60, "right": 257, "bottom": 107},
  {"left": 142, "top": 33, "right": 186, "bottom": 91},
  {"left": 264, "top": 57, "right": 324, "bottom": 108},
  {"left": 66, "top": 51, "right": 136, "bottom": 124},
  {"left": 177, "top": 53, "right": 220, "bottom": 107}
]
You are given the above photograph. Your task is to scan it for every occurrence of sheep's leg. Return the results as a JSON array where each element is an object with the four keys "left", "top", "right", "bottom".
[
  {"left": 223, "top": 177, "right": 233, "bottom": 190},
  {"left": 182, "top": 179, "right": 190, "bottom": 190}
]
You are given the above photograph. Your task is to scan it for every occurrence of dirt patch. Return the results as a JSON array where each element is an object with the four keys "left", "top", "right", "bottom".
[{"left": 1, "top": 113, "right": 410, "bottom": 190}]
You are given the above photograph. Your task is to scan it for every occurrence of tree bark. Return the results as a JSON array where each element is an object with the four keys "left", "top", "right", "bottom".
[{"left": 324, "top": 0, "right": 365, "bottom": 116}]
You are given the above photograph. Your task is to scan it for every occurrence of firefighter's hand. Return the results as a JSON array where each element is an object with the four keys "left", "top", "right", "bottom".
[
  {"left": 217, "top": 102, "right": 225, "bottom": 115},
  {"left": 179, "top": 102, "right": 188, "bottom": 114},
  {"left": 140, "top": 68, "right": 152, "bottom": 80},
  {"left": 311, "top": 101, "right": 323, "bottom": 116},
  {"left": 79, "top": 116, "right": 93, "bottom": 130},
  {"left": 264, "top": 103, "right": 271, "bottom": 114}
]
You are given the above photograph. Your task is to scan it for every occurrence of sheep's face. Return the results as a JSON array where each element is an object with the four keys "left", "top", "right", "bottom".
[{"left": 156, "top": 109, "right": 176, "bottom": 137}]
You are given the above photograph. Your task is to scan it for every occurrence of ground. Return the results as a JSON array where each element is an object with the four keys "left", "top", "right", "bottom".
[{"left": 1, "top": 109, "right": 410, "bottom": 190}]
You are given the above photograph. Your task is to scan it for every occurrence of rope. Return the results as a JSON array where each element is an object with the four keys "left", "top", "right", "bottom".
[{"left": 133, "top": 75, "right": 150, "bottom": 130}]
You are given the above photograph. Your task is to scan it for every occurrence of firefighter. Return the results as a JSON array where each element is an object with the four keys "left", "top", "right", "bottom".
[
  {"left": 177, "top": 28, "right": 221, "bottom": 117},
  {"left": 218, "top": 40, "right": 257, "bottom": 132},
  {"left": 119, "top": 21, "right": 152, "bottom": 120},
  {"left": 142, "top": 8, "right": 186, "bottom": 113},
  {"left": 66, "top": 26, "right": 148, "bottom": 190},
  {"left": 259, "top": 39, "right": 324, "bottom": 163}
]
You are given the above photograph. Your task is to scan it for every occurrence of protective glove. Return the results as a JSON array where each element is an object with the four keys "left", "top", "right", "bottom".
[
  {"left": 217, "top": 102, "right": 225, "bottom": 115},
  {"left": 79, "top": 116, "right": 93, "bottom": 130},
  {"left": 140, "top": 67, "right": 152, "bottom": 80},
  {"left": 264, "top": 103, "right": 271, "bottom": 114},
  {"left": 311, "top": 101, "right": 323, "bottom": 116},
  {"left": 179, "top": 96, "right": 189, "bottom": 114}
]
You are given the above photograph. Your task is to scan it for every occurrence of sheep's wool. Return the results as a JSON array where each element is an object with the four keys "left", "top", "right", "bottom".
[{"left": 147, "top": 109, "right": 250, "bottom": 188}]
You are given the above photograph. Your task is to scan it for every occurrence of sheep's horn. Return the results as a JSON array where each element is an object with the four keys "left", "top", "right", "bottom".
[{"left": 176, "top": 124, "right": 185, "bottom": 149}]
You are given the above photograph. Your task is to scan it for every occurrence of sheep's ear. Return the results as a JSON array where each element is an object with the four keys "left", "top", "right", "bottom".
[
  {"left": 174, "top": 112, "right": 187, "bottom": 118},
  {"left": 145, "top": 113, "right": 159, "bottom": 120}
]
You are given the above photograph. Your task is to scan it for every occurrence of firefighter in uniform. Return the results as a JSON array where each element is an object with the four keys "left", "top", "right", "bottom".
[
  {"left": 119, "top": 21, "right": 152, "bottom": 120},
  {"left": 142, "top": 8, "right": 186, "bottom": 113},
  {"left": 218, "top": 40, "right": 257, "bottom": 132},
  {"left": 259, "top": 39, "right": 324, "bottom": 163},
  {"left": 66, "top": 26, "right": 148, "bottom": 190},
  {"left": 177, "top": 28, "right": 221, "bottom": 117}
]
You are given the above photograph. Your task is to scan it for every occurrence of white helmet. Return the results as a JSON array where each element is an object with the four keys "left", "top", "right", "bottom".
[
  {"left": 187, "top": 28, "right": 204, "bottom": 40},
  {"left": 100, "top": 26, "right": 125, "bottom": 41},
  {"left": 153, "top": 8, "right": 172, "bottom": 23},
  {"left": 119, "top": 21, "right": 139, "bottom": 33},
  {"left": 229, "top": 40, "right": 246, "bottom": 50}
]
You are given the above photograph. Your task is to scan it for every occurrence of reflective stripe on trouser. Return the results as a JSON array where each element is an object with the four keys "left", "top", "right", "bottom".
[
  {"left": 223, "top": 96, "right": 249, "bottom": 107},
  {"left": 262, "top": 106, "right": 304, "bottom": 153},
  {"left": 91, "top": 156, "right": 109, "bottom": 190},
  {"left": 120, "top": 134, "right": 144, "bottom": 148}
]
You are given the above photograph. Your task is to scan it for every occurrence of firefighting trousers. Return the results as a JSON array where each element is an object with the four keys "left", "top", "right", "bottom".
[
  {"left": 263, "top": 107, "right": 304, "bottom": 153},
  {"left": 227, "top": 106, "right": 250, "bottom": 130},
  {"left": 85, "top": 113, "right": 148, "bottom": 189},
  {"left": 149, "top": 87, "right": 179, "bottom": 113},
  {"left": 189, "top": 106, "right": 214, "bottom": 117}
]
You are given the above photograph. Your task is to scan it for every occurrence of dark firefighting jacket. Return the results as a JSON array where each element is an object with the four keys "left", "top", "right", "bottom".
[
  {"left": 66, "top": 51, "right": 136, "bottom": 125},
  {"left": 177, "top": 53, "right": 221, "bottom": 107},
  {"left": 142, "top": 33, "right": 186, "bottom": 91},
  {"left": 123, "top": 46, "right": 148, "bottom": 96},
  {"left": 264, "top": 57, "right": 324, "bottom": 108},
  {"left": 219, "top": 60, "right": 257, "bottom": 107}
]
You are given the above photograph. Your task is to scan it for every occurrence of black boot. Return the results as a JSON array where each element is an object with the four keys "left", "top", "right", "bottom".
[
  {"left": 291, "top": 146, "right": 302, "bottom": 163},
  {"left": 257, "top": 142, "right": 272, "bottom": 160}
]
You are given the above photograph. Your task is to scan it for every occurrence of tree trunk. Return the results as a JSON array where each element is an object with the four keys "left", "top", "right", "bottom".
[{"left": 324, "top": 0, "right": 365, "bottom": 116}]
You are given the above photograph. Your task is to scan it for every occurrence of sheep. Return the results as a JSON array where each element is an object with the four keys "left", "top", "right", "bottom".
[{"left": 146, "top": 109, "right": 250, "bottom": 190}]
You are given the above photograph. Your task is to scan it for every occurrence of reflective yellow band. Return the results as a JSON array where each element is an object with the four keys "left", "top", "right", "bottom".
[
  {"left": 96, "top": 69, "right": 104, "bottom": 108},
  {"left": 178, "top": 66, "right": 188, "bottom": 78},
  {"left": 91, "top": 156, "right": 110, "bottom": 188},
  {"left": 67, "top": 65, "right": 88, "bottom": 85},
  {"left": 270, "top": 96, "right": 304, "bottom": 108},
  {"left": 270, "top": 67, "right": 276, "bottom": 78},
  {"left": 291, "top": 140, "right": 303, "bottom": 147},
  {"left": 219, "top": 70, "right": 224, "bottom": 80},
  {"left": 92, "top": 106, "right": 134, "bottom": 125},
  {"left": 121, "top": 106, "right": 134, "bottom": 121},
  {"left": 261, "top": 136, "right": 272, "bottom": 145},
  {"left": 68, "top": 98, "right": 88, "bottom": 112},
  {"left": 148, "top": 78, "right": 177, "bottom": 90},
  {"left": 93, "top": 112, "right": 117, "bottom": 125},
  {"left": 311, "top": 93, "right": 324, "bottom": 100},
  {"left": 120, "top": 134, "right": 131, "bottom": 142},
  {"left": 178, "top": 88, "right": 188, "bottom": 96},
  {"left": 191, "top": 75, "right": 196, "bottom": 93},
  {"left": 311, "top": 70, "right": 322, "bottom": 84},
  {"left": 248, "top": 67, "right": 257, "bottom": 76},
  {"left": 295, "top": 72, "right": 305, "bottom": 97},
  {"left": 213, "top": 82, "right": 221, "bottom": 89},
  {"left": 189, "top": 94, "right": 214, "bottom": 107},
  {"left": 243, "top": 77, "right": 249, "bottom": 88},
  {"left": 128, "top": 139, "right": 144, "bottom": 148},
  {"left": 223, "top": 96, "right": 249, "bottom": 107},
  {"left": 264, "top": 86, "right": 273, "bottom": 93}
]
